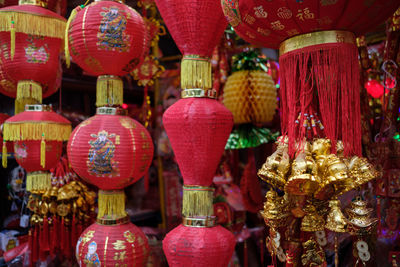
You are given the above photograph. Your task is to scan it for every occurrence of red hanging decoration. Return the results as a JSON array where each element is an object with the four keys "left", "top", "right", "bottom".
[
  {"left": 365, "top": 80, "right": 385, "bottom": 98},
  {"left": 221, "top": 0, "right": 400, "bottom": 157}
]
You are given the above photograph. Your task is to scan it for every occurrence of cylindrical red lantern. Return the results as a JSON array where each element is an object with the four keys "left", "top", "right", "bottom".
[
  {"left": 0, "top": 3, "right": 66, "bottom": 113},
  {"left": 221, "top": 0, "right": 400, "bottom": 156},
  {"left": 3, "top": 104, "right": 71, "bottom": 192},
  {"left": 163, "top": 224, "right": 236, "bottom": 267},
  {"left": 67, "top": 107, "right": 154, "bottom": 190},
  {"left": 66, "top": 0, "right": 148, "bottom": 107},
  {"left": 76, "top": 220, "right": 149, "bottom": 267}
]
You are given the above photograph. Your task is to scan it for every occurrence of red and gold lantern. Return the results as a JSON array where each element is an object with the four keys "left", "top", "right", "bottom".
[
  {"left": 0, "top": 1, "right": 66, "bottom": 113},
  {"left": 76, "top": 219, "right": 149, "bottom": 267},
  {"left": 155, "top": 0, "right": 236, "bottom": 265},
  {"left": 66, "top": 0, "right": 147, "bottom": 107},
  {"left": 2, "top": 104, "right": 71, "bottom": 192},
  {"left": 221, "top": 0, "right": 400, "bottom": 156}
]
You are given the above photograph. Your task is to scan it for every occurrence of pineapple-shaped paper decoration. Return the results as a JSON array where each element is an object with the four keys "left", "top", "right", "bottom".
[{"left": 223, "top": 50, "right": 277, "bottom": 125}]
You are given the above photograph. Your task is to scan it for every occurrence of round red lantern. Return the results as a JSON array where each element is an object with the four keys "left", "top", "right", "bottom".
[
  {"left": 66, "top": 0, "right": 147, "bottom": 107},
  {"left": 76, "top": 219, "right": 149, "bottom": 267},
  {"left": 221, "top": 0, "right": 399, "bottom": 157},
  {"left": 163, "top": 224, "right": 235, "bottom": 267},
  {"left": 0, "top": 3, "right": 66, "bottom": 113},
  {"left": 67, "top": 107, "right": 154, "bottom": 190},
  {"left": 0, "top": 0, "right": 67, "bottom": 16},
  {"left": 3, "top": 104, "right": 71, "bottom": 192}
]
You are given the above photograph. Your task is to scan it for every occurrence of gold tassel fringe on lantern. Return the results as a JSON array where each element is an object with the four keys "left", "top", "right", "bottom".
[
  {"left": 96, "top": 75, "right": 124, "bottom": 107},
  {"left": 181, "top": 55, "right": 212, "bottom": 89},
  {"left": 182, "top": 185, "right": 214, "bottom": 217},
  {"left": 64, "top": 6, "right": 79, "bottom": 68},
  {"left": 26, "top": 171, "right": 51, "bottom": 193},
  {"left": 15, "top": 81, "right": 43, "bottom": 114},
  {"left": 97, "top": 190, "right": 127, "bottom": 219},
  {"left": 3, "top": 122, "right": 71, "bottom": 141},
  {"left": 0, "top": 11, "right": 65, "bottom": 58},
  {"left": 2, "top": 142, "right": 7, "bottom": 168}
]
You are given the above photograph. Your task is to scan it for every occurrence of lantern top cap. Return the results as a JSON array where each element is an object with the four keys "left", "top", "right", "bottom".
[{"left": 25, "top": 104, "right": 52, "bottom": 112}]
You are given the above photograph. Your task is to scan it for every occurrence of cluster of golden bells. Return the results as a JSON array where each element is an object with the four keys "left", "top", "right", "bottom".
[
  {"left": 259, "top": 137, "right": 379, "bottom": 266},
  {"left": 28, "top": 180, "right": 96, "bottom": 225},
  {"left": 258, "top": 137, "right": 379, "bottom": 199}
]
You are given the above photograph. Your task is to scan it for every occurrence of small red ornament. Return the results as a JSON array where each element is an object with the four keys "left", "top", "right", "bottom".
[
  {"left": 67, "top": 0, "right": 147, "bottom": 76},
  {"left": 67, "top": 107, "right": 154, "bottom": 190},
  {"left": 76, "top": 220, "right": 149, "bottom": 267},
  {"left": 365, "top": 80, "right": 384, "bottom": 99}
]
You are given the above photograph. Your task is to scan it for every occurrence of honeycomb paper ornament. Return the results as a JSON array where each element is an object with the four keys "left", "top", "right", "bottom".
[{"left": 223, "top": 70, "right": 277, "bottom": 125}]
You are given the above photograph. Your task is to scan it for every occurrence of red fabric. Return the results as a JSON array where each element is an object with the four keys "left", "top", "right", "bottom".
[
  {"left": 162, "top": 98, "right": 233, "bottom": 186},
  {"left": 163, "top": 224, "right": 236, "bottom": 267},
  {"left": 67, "top": 114, "right": 154, "bottom": 190},
  {"left": 6, "top": 108, "right": 70, "bottom": 124},
  {"left": 154, "top": 0, "right": 228, "bottom": 57},
  {"left": 280, "top": 43, "right": 361, "bottom": 156},
  {"left": 76, "top": 222, "right": 149, "bottom": 267},
  {"left": 68, "top": 1, "right": 147, "bottom": 76},
  {"left": 221, "top": 0, "right": 400, "bottom": 49},
  {"left": 0, "top": 32, "right": 62, "bottom": 99},
  {"left": 14, "top": 140, "right": 62, "bottom": 172}
]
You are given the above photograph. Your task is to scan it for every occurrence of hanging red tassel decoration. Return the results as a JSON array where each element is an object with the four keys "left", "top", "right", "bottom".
[
  {"left": 240, "top": 150, "right": 263, "bottom": 213},
  {"left": 41, "top": 216, "right": 50, "bottom": 252},
  {"left": 28, "top": 229, "right": 33, "bottom": 267},
  {"left": 64, "top": 221, "right": 71, "bottom": 258},
  {"left": 32, "top": 225, "right": 39, "bottom": 263},
  {"left": 50, "top": 215, "right": 58, "bottom": 254},
  {"left": 70, "top": 215, "right": 77, "bottom": 251},
  {"left": 60, "top": 217, "right": 65, "bottom": 252}
]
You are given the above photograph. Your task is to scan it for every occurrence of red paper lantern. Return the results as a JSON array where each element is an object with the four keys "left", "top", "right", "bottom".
[
  {"left": 76, "top": 220, "right": 149, "bottom": 267},
  {"left": 163, "top": 98, "right": 233, "bottom": 186},
  {"left": 3, "top": 104, "right": 71, "bottom": 192},
  {"left": 67, "top": 0, "right": 147, "bottom": 77},
  {"left": 163, "top": 224, "right": 235, "bottom": 267},
  {"left": 0, "top": 4, "right": 66, "bottom": 113},
  {"left": 67, "top": 107, "right": 154, "bottom": 190},
  {"left": 0, "top": 0, "right": 67, "bottom": 16},
  {"left": 155, "top": 0, "right": 227, "bottom": 90},
  {"left": 221, "top": 0, "right": 399, "bottom": 157},
  {"left": 365, "top": 80, "right": 384, "bottom": 98},
  {"left": 221, "top": 0, "right": 399, "bottom": 49}
]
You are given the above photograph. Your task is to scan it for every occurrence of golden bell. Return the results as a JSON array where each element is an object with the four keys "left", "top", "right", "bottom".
[
  {"left": 286, "top": 143, "right": 320, "bottom": 195},
  {"left": 260, "top": 190, "right": 290, "bottom": 228},
  {"left": 348, "top": 156, "right": 380, "bottom": 188},
  {"left": 258, "top": 142, "right": 290, "bottom": 190},
  {"left": 312, "top": 138, "right": 331, "bottom": 157},
  {"left": 301, "top": 204, "right": 325, "bottom": 232},
  {"left": 325, "top": 198, "right": 347, "bottom": 233}
]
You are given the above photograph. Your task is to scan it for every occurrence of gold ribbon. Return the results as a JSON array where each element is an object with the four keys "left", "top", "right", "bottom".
[{"left": 279, "top": 30, "right": 356, "bottom": 56}]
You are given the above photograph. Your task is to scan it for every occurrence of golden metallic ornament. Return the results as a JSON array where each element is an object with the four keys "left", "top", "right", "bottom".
[
  {"left": 346, "top": 197, "right": 378, "bottom": 235},
  {"left": 301, "top": 205, "right": 325, "bottom": 232},
  {"left": 260, "top": 190, "right": 290, "bottom": 228},
  {"left": 325, "top": 198, "right": 347, "bottom": 233}
]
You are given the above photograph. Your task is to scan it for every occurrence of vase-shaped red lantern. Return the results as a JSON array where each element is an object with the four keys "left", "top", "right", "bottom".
[
  {"left": 76, "top": 219, "right": 149, "bottom": 267},
  {"left": 2, "top": 104, "right": 71, "bottom": 192},
  {"left": 221, "top": 0, "right": 400, "bottom": 156},
  {"left": 155, "top": 0, "right": 228, "bottom": 92},
  {"left": 0, "top": 1, "right": 66, "bottom": 113},
  {"left": 66, "top": 0, "right": 148, "bottom": 107},
  {"left": 156, "top": 0, "right": 236, "bottom": 265}
]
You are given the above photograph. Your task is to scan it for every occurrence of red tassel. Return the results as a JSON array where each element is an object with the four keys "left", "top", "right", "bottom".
[
  {"left": 42, "top": 217, "right": 50, "bottom": 252},
  {"left": 65, "top": 222, "right": 71, "bottom": 259},
  {"left": 244, "top": 240, "right": 248, "bottom": 267},
  {"left": 71, "top": 215, "right": 77, "bottom": 250},
  {"left": 51, "top": 215, "right": 59, "bottom": 253},
  {"left": 32, "top": 225, "right": 39, "bottom": 263},
  {"left": 28, "top": 230, "right": 33, "bottom": 267},
  {"left": 60, "top": 218, "right": 65, "bottom": 252}
]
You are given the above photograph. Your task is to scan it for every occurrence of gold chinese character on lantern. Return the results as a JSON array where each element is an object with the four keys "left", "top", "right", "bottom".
[
  {"left": 254, "top": 5, "right": 267, "bottom": 18},
  {"left": 112, "top": 240, "right": 127, "bottom": 250},
  {"left": 243, "top": 13, "right": 255, "bottom": 25},
  {"left": 277, "top": 7, "right": 292, "bottom": 19},
  {"left": 81, "top": 231, "right": 95, "bottom": 245},
  {"left": 271, "top": 20, "right": 285, "bottom": 31},
  {"left": 257, "top": 27, "right": 271, "bottom": 36},
  {"left": 124, "top": 230, "right": 136, "bottom": 243},
  {"left": 296, "top": 8, "right": 315, "bottom": 21},
  {"left": 114, "top": 251, "right": 127, "bottom": 261}
]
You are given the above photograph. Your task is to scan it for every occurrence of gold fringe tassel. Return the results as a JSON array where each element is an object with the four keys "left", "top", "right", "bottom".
[
  {"left": 40, "top": 134, "right": 45, "bottom": 168},
  {"left": 65, "top": 7, "right": 79, "bottom": 68},
  {"left": 15, "top": 80, "right": 42, "bottom": 114},
  {"left": 26, "top": 171, "right": 51, "bottom": 193},
  {"left": 96, "top": 75, "right": 123, "bottom": 107},
  {"left": 0, "top": 11, "right": 65, "bottom": 39},
  {"left": 182, "top": 185, "right": 214, "bottom": 217},
  {"left": 10, "top": 18, "right": 15, "bottom": 60},
  {"left": 3, "top": 122, "right": 71, "bottom": 142},
  {"left": 2, "top": 141, "right": 7, "bottom": 168},
  {"left": 97, "top": 190, "right": 127, "bottom": 219},
  {"left": 181, "top": 56, "right": 212, "bottom": 89}
]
